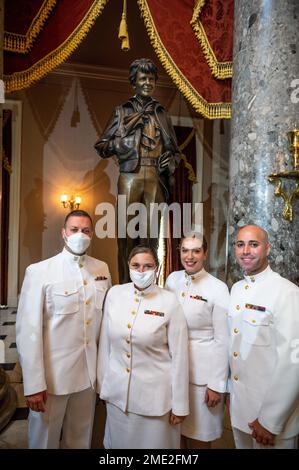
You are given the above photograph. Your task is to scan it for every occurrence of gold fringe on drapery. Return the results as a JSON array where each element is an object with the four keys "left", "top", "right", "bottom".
[
  {"left": 4, "top": 0, "right": 57, "bottom": 54},
  {"left": 191, "top": 0, "right": 232, "bottom": 79},
  {"left": 137, "top": 0, "right": 231, "bottom": 119},
  {"left": 4, "top": 0, "right": 108, "bottom": 93}
]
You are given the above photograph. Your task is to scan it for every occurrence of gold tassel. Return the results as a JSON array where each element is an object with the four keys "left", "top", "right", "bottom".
[
  {"left": 118, "top": 0, "right": 130, "bottom": 51},
  {"left": 121, "top": 35, "right": 130, "bottom": 51}
]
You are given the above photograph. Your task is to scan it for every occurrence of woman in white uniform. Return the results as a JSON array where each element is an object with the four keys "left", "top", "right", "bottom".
[
  {"left": 165, "top": 232, "right": 229, "bottom": 449},
  {"left": 97, "top": 246, "right": 189, "bottom": 449}
]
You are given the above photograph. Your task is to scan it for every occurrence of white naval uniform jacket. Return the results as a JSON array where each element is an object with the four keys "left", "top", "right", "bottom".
[
  {"left": 165, "top": 269, "right": 229, "bottom": 392},
  {"left": 97, "top": 283, "right": 189, "bottom": 417},
  {"left": 228, "top": 266, "right": 299, "bottom": 437},
  {"left": 16, "top": 248, "right": 111, "bottom": 397}
]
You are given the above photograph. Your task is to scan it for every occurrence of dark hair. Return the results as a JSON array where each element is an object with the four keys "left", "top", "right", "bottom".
[
  {"left": 64, "top": 210, "right": 93, "bottom": 228},
  {"left": 129, "top": 58, "right": 158, "bottom": 86},
  {"left": 179, "top": 231, "right": 208, "bottom": 253},
  {"left": 128, "top": 245, "right": 159, "bottom": 266}
]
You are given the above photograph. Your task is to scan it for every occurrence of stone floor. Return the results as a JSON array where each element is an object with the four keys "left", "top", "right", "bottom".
[
  {"left": 0, "top": 307, "right": 235, "bottom": 449},
  {"left": 0, "top": 308, "right": 29, "bottom": 448}
]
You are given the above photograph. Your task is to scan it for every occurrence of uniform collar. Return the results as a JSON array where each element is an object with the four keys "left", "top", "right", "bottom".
[
  {"left": 132, "top": 282, "right": 156, "bottom": 297},
  {"left": 61, "top": 247, "right": 86, "bottom": 264},
  {"left": 184, "top": 268, "right": 206, "bottom": 283},
  {"left": 244, "top": 265, "right": 271, "bottom": 284}
]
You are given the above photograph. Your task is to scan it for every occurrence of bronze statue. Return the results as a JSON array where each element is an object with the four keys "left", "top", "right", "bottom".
[{"left": 95, "top": 58, "right": 180, "bottom": 282}]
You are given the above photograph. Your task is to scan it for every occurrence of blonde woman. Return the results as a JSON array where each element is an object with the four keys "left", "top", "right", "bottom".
[{"left": 166, "top": 232, "right": 229, "bottom": 449}]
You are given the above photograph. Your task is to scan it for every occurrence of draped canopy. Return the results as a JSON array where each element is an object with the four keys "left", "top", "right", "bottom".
[{"left": 4, "top": 0, "right": 233, "bottom": 119}]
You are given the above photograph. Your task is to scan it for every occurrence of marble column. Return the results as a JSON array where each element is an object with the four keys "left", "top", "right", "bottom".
[{"left": 227, "top": 0, "right": 299, "bottom": 285}]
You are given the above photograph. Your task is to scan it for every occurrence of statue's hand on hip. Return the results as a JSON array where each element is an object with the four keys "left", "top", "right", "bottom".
[{"left": 158, "top": 151, "right": 172, "bottom": 169}]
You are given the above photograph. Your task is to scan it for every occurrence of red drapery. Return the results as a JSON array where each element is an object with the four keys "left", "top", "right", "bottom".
[
  {"left": 4, "top": 0, "right": 233, "bottom": 119},
  {"left": 4, "top": 0, "right": 108, "bottom": 93},
  {"left": 138, "top": 0, "right": 233, "bottom": 118},
  {"left": 164, "top": 125, "right": 197, "bottom": 282},
  {"left": 4, "top": 0, "right": 57, "bottom": 53},
  {"left": 191, "top": 0, "right": 233, "bottom": 79}
]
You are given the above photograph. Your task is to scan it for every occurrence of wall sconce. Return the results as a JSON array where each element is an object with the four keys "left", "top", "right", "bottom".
[
  {"left": 60, "top": 194, "right": 82, "bottom": 210},
  {"left": 268, "top": 129, "right": 299, "bottom": 221}
]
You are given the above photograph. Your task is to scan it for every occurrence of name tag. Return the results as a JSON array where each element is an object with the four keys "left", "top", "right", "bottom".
[
  {"left": 190, "top": 295, "right": 207, "bottom": 302},
  {"left": 144, "top": 309, "right": 164, "bottom": 317},
  {"left": 245, "top": 303, "right": 266, "bottom": 312}
]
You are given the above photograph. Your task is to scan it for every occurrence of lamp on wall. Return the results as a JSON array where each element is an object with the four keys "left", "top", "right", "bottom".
[
  {"left": 268, "top": 129, "right": 299, "bottom": 221},
  {"left": 60, "top": 194, "right": 81, "bottom": 210}
]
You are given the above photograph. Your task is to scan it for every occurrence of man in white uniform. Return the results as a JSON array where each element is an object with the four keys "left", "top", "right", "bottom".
[
  {"left": 228, "top": 224, "right": 299, "bottom": 449},
  {"left": 16, "top": 210, "right": 111, "bottom": 448},
  {"left": 165, "top": 232, "right": 229, "bottom": 448}
]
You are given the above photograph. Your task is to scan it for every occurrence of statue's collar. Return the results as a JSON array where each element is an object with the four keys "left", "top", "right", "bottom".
[{"left": 129, "top": 95, "right": 162, "bottom": 109}]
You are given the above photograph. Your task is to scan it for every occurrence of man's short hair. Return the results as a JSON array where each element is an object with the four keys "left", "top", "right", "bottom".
[
  {"left": 129, "top": 58, "right": 158, "bottom": 86},
  {"left": 180, "top": 231, "right": 208, "bottom": 253},
  {"left": 64, "top": 210, "right": 93, "bottom": 228}
]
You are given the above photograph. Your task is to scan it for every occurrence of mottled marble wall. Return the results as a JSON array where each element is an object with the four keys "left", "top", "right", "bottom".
[
  {"left": 209, "top": 120, "right": 230, "bottom": 281},
  {"left": 228, "top": 0, "right": 299, "bottom": 285}
]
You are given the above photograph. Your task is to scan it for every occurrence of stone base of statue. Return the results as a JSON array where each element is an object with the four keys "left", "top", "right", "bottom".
[{"left": 0, "top": 366, "right": 17, "bottom": 432}]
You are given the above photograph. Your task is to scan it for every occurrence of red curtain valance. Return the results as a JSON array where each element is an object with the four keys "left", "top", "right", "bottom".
[
  {"left": 4, "top": 0, "right": 233, "bottom": 119},
  {"left": 191, "top": 0, "right": 233, "bottom": 79},
  {"left": 138, "top": 0, "right": 233, "bottom": 119},
  {"left": 4, "top": 0, "right": 108, "bottom": 93},
  {"left": 4, "top": 0, "right": 57, "bottom": 53}
]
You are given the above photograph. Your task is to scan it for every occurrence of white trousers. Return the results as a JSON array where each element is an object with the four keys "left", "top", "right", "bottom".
[
  {"left": 232, "top": 427, "right": 298, "bottom": 449},
  {"left": 28, "top": 387, "right": 96, "bottom": 449}
]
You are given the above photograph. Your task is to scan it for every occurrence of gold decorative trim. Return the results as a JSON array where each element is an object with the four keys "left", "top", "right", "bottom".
[
  {"left": 159, "top": 236, "right": 166, "bottom": 288},
  {"left": 181, "top": 153, "right": 197, "bottom": 184},
  {"left": 179, "top": 128, "right": 195, "bottom": 151},
  {"left": 4, "top": 0, "right": 57, "bottom": 54},
  {"left": 191, "top": 0, "right": 232, "bottom": 79},
  {"left": 2, "top": 149, "right": 13, "bottom": 175},
  {"left": 178, "top": 129, "right": 197, "bottom": 183},
  {"left": 137, "top": 0, "right": 231, "bottom": 119},
  {"left": 192, "top": 0, "right": 206, "bottom": 18},
  {"left": 4, "top": 0, "right": 108, "bottom": 93}
]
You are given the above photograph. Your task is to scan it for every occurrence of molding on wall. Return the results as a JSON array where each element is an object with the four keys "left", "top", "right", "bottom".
[
  {"left": 51, "top": 62, "right": 176, "bottom": 89},
  {"left": 6, "top": 99, "right": 22, "bottom": 308}
]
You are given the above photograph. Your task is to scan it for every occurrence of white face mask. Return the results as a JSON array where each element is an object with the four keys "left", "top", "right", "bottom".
[
  {"left": 64, "top": 232, "right": 91, "bottom": 255},
  {"left": 129, "top": 269, "right": 156, "bottom": 289}
]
